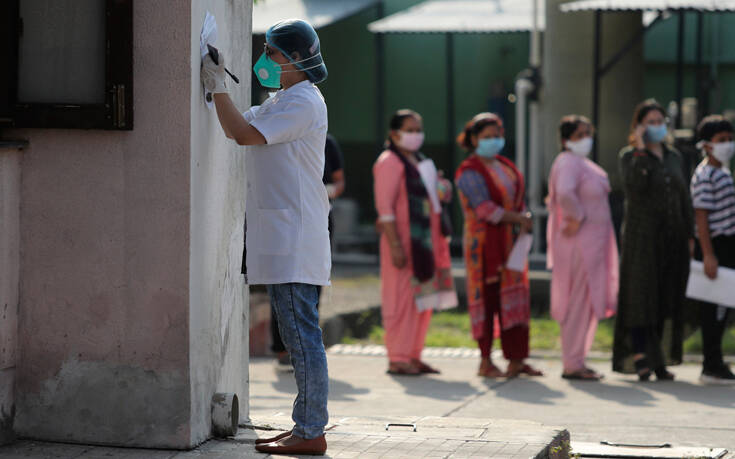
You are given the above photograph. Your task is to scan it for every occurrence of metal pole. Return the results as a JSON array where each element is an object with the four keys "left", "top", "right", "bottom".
[
  {"left": 711, "top": 15, "right": 720, "bottom": 113},
  {"left": 375, "top": 2, "right": 386, "bottom": 150},
  {"left": 592, "top": 10, "right": 601, "bottom": 163},
  {"left": 446, "top": 32, "right": 459, "bottom": 237},
  {"left": 530, "top": 0, "right": 540, "bottom": 67},
  {"left": 446, "top": 33, "right": 455, "bottom": 169},
  {"left": 696, "top": 11, "right": 706, "bottom": 121},
  {"left": 676, "top": 10, "right": 685, "bottom": 129}
]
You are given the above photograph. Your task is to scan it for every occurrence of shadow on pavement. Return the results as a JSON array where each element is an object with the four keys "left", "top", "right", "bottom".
[
  {"left": 567, "top": 379, "right": 657, "bottom": 406},
  {"left": 269, "top": 370, "right": 371, "bottom": 402},
  {"left": 328, "top": 377, "right": 371, "bottom": 401},
  {"left": 489, "top": 378, "right": 565, "bottom": 405},
  {"left": 389, "top": 374, "right": 479, "bottom": 401},
  {"left": 630, "top": 379, "right": 735, "bottom": 408}
]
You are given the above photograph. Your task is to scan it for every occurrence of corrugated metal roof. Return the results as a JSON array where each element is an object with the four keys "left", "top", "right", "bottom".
[
  {"left": 253, "top": 0, "right": 380, "bottom": 34},
  {"left": 367, "top": 0, "right": 545, "bottom": 34},
  {"left": 560, "top": 0, "right": 735, "bottom": 12}
]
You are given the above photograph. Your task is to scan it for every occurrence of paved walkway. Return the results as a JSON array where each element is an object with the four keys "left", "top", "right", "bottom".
[
  {"left": 3, "top": 347, "right": 733, "bottom": 458},
  {"left": 250, "top": 347, "right": 735, "bottom": 456}
]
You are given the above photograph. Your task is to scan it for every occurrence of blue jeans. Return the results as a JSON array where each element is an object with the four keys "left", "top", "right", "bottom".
[{"left": 267, "top": 283, "right": 329, "bottom": 439}]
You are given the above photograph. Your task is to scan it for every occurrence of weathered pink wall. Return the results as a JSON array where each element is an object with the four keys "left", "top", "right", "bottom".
[{"left": 10, "top": 1, "right": 194, "bottom": 448}]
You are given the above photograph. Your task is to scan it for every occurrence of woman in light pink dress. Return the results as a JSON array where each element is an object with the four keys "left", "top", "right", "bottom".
[
  {"left": 546, "top": 115, "right": 619, "bottom": 380},
  {"left": 373, "top": 109, "right": 455, "bottom": 375}
]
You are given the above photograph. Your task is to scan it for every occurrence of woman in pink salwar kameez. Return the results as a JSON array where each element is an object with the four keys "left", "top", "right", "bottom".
[
  {"left": 373, "top": 110, "right": 455, "bottom": 375},
  {"left": 547, "top": 115, "right": 619, "bottom": 381}
]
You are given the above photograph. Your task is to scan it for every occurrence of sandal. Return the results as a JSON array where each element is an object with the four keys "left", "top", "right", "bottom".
[
  {"left": 413, "top": 360, "right": 441, "bottom": 374},
  {"left": 387, "top": 361, "right": 421, "bottom": 375},
  {"left": 634, "top": 356, "right": 652, "bottom": 381},
  {"left": 562, "top": 368, "right": 602, "bottom": 381},
  {"left": 478, "top": 359, "right": 505, "bottom": 378},
  {"left": 507, "top": 361, "right": 544, "bottom": 378},
  {"left": 655, "top": 367, "right": 675, "bottom": 381},
  {"left": 584, "top": 367, "right": 604, "bottom": 379}
]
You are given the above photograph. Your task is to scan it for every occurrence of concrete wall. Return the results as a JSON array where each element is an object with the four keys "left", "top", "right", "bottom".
[
  {"left": 542, "top": 0, "right": 643, "bottom": 190},
  {"left": 12, "top": 1, "right": 192, "bottom": 447},
  {"left": 8, "top": 0, "right": 251, "bottom": 449},
  {"left": 0, "top": 147, "right": 21, "bottom": 445},
  {"left": 189, "top": 0, "right": 251, "bottom": 445}
]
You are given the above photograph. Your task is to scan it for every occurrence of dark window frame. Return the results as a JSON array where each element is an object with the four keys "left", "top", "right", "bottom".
[{"left": 1, "top": 0, "right": 133, "bottom": 130}]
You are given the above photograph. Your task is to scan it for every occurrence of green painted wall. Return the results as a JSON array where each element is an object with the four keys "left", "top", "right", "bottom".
[
  {"left": 642, "top": 12, "right": 735, "bottom": 115},
  {"left": 313, "top": 1, "right": 533, "bottom": 224}
]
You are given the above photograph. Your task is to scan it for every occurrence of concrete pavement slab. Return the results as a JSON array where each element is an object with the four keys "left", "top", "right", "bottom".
[{"left": 250, "top": 347, "right": 735, "bottom": 454}]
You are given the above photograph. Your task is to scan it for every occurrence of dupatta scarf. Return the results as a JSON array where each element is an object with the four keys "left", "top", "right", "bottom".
[
  {"left": 390, "top": 149, "right": 457, "bottom": 311},
  {"left": 455, "top": 154, "right": 530, "bottom": 340}
]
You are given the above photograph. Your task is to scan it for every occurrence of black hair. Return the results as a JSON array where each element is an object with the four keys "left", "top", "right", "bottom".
[
  {"left": 385, "top": 109, "right": 422, "bottom": 151},
  {"left": 697, "top": 115, "right": 734, "bottom": 142},
  {"left": 558, "top": 114, "right": 592, "bottom": 150},
  {"left": 628, "top": 99, "right": 667, "bottom": 145},
  {"left": 457, "top": 112, "right": 502, "bottom": 151}
]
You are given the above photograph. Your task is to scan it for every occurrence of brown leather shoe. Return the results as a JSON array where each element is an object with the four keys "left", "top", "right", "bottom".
[
  {"left": 255, "top": 433, "right": 327, "bottom": 455},
  {"left": 254, "top": 429, "right": 291, "bottom": 445}
]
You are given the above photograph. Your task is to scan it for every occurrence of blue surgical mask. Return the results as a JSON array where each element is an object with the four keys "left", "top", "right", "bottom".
[
  {"left": 253, "top": 52, "right": 283, "bottom": 88},
  {"left": 476, "top": 137, "right": 505, "bottom": 158},
  {"left": 645, "top": 124, "right": 668, "bottom": 144}
]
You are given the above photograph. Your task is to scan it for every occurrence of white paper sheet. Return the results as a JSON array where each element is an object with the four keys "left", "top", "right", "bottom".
[
  {"left": 200, "top": 11, "right": 218, "bottom": 109},
  {"left": 505, "top": 233, "right": 533, "bottom": 272},
  {"left": 685, "top": 260, "right": 735, "bottom": 308},
  {"left": 416, "top": 159, "right": 441, "bottom": 213}
]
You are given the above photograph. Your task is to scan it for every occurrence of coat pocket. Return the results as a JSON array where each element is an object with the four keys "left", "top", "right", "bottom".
[{"left": 256, "top": 208, "right": 296, "bottom": 256}]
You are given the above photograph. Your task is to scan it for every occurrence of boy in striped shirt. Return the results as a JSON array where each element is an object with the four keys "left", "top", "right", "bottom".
[{"left": 691, "top": 115, "right": 735, "bottom": 384}]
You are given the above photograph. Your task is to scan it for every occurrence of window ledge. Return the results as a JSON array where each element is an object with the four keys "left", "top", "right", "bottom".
[{"left": 0, "top": 140, "right": 29, "bottom": 150}]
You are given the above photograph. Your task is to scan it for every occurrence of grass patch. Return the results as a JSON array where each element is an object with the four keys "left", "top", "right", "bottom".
[{"left": 340, "top": 310, "right": 735, "bottom": 355}]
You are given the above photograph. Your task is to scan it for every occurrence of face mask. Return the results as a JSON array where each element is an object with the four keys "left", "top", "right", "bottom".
[
  {"left": 253, "top": 51, "right": 326, "bottom": 89},
  {"left": 566, "top": 137, "right": 593, "bottom": 157},
  {"left": 396, "top": 131, "right": 424, "bottom": 151},
  {"left": 645, "top": 124, "right": 668, "bottom": 144},
  {"left": 711, "top": 141, "right": 735, "bottom": 164},
  {"left": 476, "top": 137, "right": 505, "bottom": 158},
  {"left": 253, "top": 53, "right": 282, "bottom": 88}
]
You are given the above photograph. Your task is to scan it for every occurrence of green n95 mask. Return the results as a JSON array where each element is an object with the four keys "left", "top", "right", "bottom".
[
  {"left": 253, "top": 53, "right": 283, "bottom": 89},
  {"left": 253, "top": 51, "right": 327, "bottom": 89}
]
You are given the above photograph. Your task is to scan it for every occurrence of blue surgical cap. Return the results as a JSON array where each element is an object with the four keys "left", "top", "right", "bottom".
[{"left": 266, "top": 19, "right": 328, "bottom": 84}]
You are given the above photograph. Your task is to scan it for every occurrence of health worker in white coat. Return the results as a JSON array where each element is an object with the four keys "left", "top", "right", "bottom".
[{"left": 201, "top": 19, "right": 330, "bottom": 457}]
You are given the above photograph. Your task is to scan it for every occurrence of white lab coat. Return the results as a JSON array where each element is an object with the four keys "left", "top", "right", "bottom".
[{"left": 243, "top": 80, "right": 331, "bottom": 285}]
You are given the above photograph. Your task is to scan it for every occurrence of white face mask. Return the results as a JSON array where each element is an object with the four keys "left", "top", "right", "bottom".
[
  {"left": 396, "top": 131, "right": 425, "bottom": 152},
  {"left": 566, "top": 137, "right": 593, "bottom": 157},
  {"left": 711, "top": 141, "right": 735, "bottom": 165}
]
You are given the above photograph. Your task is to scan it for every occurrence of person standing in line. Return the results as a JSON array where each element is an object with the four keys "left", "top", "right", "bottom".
[
  {"left": 271, "top": 133, "right": 345, "bottom": 369},
  {"left": 373, "top": 109, "right": 456, "bottom": 375},
  {"left": 613, "top": 99, "right": 694, "bottom": 382},
  {"left": 455, "top": 112, "right": 543, "bottom": 379},
  {"left": 201, "top": 19, "right": 330, "bottom": 455},
  {"left": 546, "top": 115, "right": 618, "bottom": 381},
  {"left": 690, "top": 115, "right": 735, "bottom": 384}
]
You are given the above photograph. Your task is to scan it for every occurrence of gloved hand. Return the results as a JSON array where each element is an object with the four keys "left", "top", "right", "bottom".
[{"left": 201, "top": 52, "right": 227, "bottom": 94}]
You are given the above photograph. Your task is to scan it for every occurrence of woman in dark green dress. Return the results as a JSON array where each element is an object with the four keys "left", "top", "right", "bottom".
[{"left": 613, "top": 99, "right": 694, "bottom": 381}]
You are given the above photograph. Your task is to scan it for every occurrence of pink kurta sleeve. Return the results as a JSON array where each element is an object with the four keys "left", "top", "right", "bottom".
[
  {"left": 373, "top": 153, "right": 404, "bottom": 222},
  {"left": 553, "top": 155, "right": 586, "bottom": 222}
]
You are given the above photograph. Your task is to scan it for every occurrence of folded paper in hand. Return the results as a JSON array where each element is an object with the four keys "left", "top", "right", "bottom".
[
  {"left": 685, "top": 260, "right": 735, "bottom": 308},
  {"left": 506, "top": 233, "right": 532, "bottom": 272}
]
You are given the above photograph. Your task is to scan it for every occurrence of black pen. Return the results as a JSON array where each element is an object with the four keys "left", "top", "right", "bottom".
[{"left": 207, "top": 44, "right": 240, "bottom": 84}]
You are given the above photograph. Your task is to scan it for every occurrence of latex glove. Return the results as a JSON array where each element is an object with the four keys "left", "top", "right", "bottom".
[{"left": 201, "top": 53, "right": 227, "bottom": 94}]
